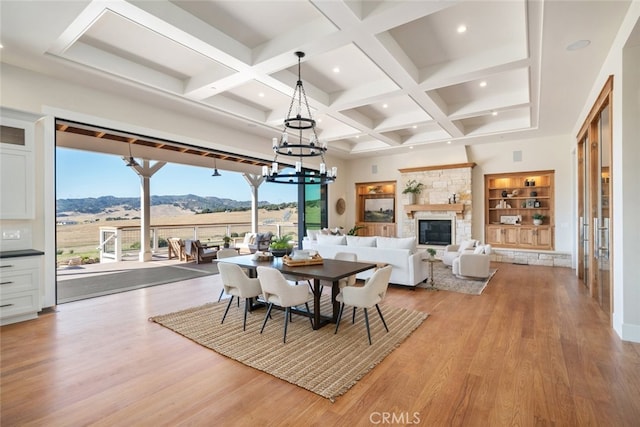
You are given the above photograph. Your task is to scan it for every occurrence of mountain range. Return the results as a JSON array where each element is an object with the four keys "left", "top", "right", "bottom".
[{"left": 56, "top": 195, "right": 289, "bottom": 215}]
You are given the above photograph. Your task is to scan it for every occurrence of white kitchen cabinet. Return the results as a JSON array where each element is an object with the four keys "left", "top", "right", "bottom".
[
  {"left": 0, "top": 118, "right": 35, "bottom": 219},
  {"left": 0, "top": 254, "right": 42, "bottom": 325}
]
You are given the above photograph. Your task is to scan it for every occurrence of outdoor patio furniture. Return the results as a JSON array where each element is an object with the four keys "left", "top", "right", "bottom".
[{"left": 189, "top": 240, "right": 218, "bottom": 264}]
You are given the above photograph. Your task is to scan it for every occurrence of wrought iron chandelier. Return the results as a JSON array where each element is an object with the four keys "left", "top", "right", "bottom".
[{"left": 262, "top": 51, "right": 337, "bottom": 185}]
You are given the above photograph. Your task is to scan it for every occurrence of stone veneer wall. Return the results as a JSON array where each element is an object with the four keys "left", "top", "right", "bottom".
[{"left": 400, "top": 165, "right": 473, "bottom": 244}]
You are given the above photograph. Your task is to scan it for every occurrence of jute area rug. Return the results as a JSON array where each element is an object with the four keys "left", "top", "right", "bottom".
[
  {"left": 150, "top": 299, "right": 427, "bottom": 401},
  {"left": 417, "top": 261, "right": 497, "bottom": 295}
]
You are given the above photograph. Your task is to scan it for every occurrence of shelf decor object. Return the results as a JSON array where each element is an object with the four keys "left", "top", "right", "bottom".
[{"left": 262, "top": 51, "right": 336, "bottom": 185}]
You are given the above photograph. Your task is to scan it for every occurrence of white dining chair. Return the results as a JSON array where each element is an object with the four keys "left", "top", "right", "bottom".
[
  {"left": 257, "top": 266, "right": 313, "bottom": 343},
  {"left": 218, "top": 262, "right": 262, "bottom": 331},
  {"left": 334, "top": 265, "right": 393, "bottom": 345}
]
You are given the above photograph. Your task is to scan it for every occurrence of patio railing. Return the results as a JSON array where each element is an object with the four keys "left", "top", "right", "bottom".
[{"left": 99, "top": 222, "right": 298, "bottom": 262}]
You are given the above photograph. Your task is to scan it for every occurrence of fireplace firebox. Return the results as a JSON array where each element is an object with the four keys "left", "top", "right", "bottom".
[{"left": 418, "top": 218, "right": 454, "bottom": 246}]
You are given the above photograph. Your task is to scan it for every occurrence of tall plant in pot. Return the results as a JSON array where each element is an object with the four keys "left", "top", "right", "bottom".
[{"left": 402, "top": 179, "right": 423, "bottom": 204}]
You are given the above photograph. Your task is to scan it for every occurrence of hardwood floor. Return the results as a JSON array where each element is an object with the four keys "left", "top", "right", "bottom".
[{"left": 2, "top": 263, "right": 639, "bottom": 426}]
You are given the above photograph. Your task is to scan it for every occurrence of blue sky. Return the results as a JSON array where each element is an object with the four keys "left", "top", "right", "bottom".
[{"left": 56, "top": 148, "right": 297, "bottom": 203}]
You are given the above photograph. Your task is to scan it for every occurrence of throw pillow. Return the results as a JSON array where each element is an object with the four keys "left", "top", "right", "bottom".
[
  {"left": 458, "top": 239, "right": 476, "bottom": 252},
  {"left": 473, "top": 245, "right": 485, "bottom": 254},
  {"left": 307, "top": 229, "right": 320, "bottom": 241},
  {"left": 317, "top": 235, "right": 347, "bottom": 245},
  {"left": 346, "top": 236, "right": 377, "bottom": 247}
]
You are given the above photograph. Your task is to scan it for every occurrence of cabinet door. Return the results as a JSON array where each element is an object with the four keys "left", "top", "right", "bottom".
[
  {"left": 536, "top": 227, "right": 553, "bottom": 248},
  {"left": 0, "top": 148, "right": 34, "bottom": 219},
  {"left": 518, "top": 227, "right": 537, "bottom": 247},
  {"left": 503, "top": 228, "right": 519, "bottom": 245},
  {"left": 486, "top": 225, "right": 503, "bottom": 245}
]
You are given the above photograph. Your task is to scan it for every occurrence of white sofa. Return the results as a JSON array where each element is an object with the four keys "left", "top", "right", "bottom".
[{"left": 302, "top": 235, "right": 428, "bottom": 287}]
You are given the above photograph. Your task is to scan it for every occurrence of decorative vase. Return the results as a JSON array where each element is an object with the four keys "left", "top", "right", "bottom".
[
  {"left": 407, "top": 193, "right": 416, "bottom": 204},
  {"left": 533, "top": 219, "right": 542, "bottom": 226}
]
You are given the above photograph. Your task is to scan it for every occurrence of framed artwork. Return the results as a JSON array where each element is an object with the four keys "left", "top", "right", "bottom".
[{"left": 364, "top": 197, "right": 395, "bottom": 222}]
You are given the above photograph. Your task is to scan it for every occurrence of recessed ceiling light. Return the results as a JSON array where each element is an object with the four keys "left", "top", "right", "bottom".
[
  {"left": 258, "top": 92, "right": 265, "bottom": 97},
  {"left": 479, "top": 81, "right": 487, "bottom": 87},
  {"left": 409, "top": 146, "right": 414, "bottom": 149},
  {"left": 447, "top": 140, "right": 452, "bottom": 144},
  {"left": 457, "top": 25, "right": 467, "bottom": 33},
  {"left": 412, "top": 125, "right": 418, "bottom": 129},
  {"left": 492, "top": 111, "right": 498, "bottom": 116},
  {"left": 332, "top": 67, "right": 340, "bottom": 73},
  {"left": 382, "top": 104, "right": 388, "bottom": 109},
  {"left": 567, "top": 39, "right": 591, "bottom": 51}
]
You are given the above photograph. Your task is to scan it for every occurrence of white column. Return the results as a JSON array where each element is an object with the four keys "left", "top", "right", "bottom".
[
  {"left": 243, "top": 174, "right": 265, "bottom": 233},
  {"left": 128, "top": 159, "right": 166, "bottom": 262}
]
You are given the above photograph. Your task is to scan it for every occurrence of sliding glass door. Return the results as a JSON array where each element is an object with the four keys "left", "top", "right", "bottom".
[{"left": 576, "top": 77, "right": 613, "bottom": 317}]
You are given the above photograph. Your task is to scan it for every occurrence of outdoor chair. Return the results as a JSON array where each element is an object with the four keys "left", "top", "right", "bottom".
[
  {"left": 168, "top": 237, "right": 190, "bottom": 261},
  {"left": 191, "top": 240, "right": 218, "bottom": 264},
  {"left": 334, "top": 265, "right": 393, "bottom": 345},
  {"left": 248, "top": 232, "right": 273, "bottom": 254}
]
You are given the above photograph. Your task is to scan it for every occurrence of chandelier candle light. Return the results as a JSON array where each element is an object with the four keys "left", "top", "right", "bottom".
[{"left": 263, "top": 51, "right": 337, "bottom": 185}]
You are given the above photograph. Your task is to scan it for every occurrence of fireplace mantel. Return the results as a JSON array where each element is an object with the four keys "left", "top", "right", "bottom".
[{"left": 404, "top": 203, "right": 464, "bottom": 219}]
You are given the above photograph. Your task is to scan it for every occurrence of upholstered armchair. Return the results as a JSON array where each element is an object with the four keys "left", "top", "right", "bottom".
[
  {"left": 442, "top": 239, "right": 478, "bottom": 266},
  {"left": 452, "top": 244, "right": 492, "bottom": 279}
]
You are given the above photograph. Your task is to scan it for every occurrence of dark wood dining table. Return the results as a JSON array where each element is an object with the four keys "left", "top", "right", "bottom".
[{"left": 216, "top": 254, "right": 377, "bottom": 329}]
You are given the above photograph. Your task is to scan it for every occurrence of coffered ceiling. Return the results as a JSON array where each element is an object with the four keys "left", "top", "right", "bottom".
[{"left": 0, "top": 0, "right": 631, "bottom": 159}]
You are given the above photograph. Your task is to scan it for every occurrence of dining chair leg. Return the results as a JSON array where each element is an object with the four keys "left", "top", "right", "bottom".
[
  {"left": 260, "top": 303, "right": 274, "bottom": 334},
  {"left": 221, "top": 296, "right": 234, "bottom": 324},
  {"left": 218, "top": 289, "right": 239, "bottom": 307},
  {"left": 243, "top": 298, "right": 250, "bottom": 331},
  {"left": 352, "top": 307, "right": 357, "bottom": 324},
  {"left": 375, "top": 304, "right": 389, "bottom": 332},
  {"left": 363, "top": 308, "right": 372, "bottom": 345},
  {"left": 334, "top": 303, "right": 345, "bottom": 334},
  {"left": 283, "top": 307, "right": 290, "bottom": 343}
]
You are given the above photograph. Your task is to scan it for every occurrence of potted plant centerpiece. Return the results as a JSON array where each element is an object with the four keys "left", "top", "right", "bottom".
[
  {"left": 532, "top": 213, "right": 545, "bottom": 226},
  {"left": 270, "top": 234, "right": 293, "bottom": 257},
  {"left": 402, "top": 179, "right": 423, "bottom": 204}
]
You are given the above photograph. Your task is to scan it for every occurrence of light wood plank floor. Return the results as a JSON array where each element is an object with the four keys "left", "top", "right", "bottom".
[{"left": 2, "top": 263, "right": 639, "bottom": 426}]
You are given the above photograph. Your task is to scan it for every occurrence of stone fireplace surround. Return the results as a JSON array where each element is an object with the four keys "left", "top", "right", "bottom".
[{"left": 399, "top": 163, "right": 474, "bottom": 247}]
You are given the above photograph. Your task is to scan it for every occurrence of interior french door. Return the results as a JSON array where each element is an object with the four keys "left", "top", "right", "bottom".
[{"left": 576, "top": 76, "right": 613, "bottom": 317}]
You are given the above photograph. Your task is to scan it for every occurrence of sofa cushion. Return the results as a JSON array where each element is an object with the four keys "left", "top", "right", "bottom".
[
  {"left": 306, "top": 229, "right": 320, "bottom": 241},
  {"left": 317, "top": 235, "right": 346, "bottom": 245},
  {"left": 346, "top": 236, "right": 377, "bottom": 247},
  {"left": 376, "top": 236, "right": 416, "bottom": 253},
  {"left": 473, "top": 245, "right": 485, "bottom": 254}
]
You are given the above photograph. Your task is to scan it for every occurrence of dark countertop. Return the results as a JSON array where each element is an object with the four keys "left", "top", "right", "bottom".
[{"left": 0, "top": 249, "right": 44, "bottom": 259}]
